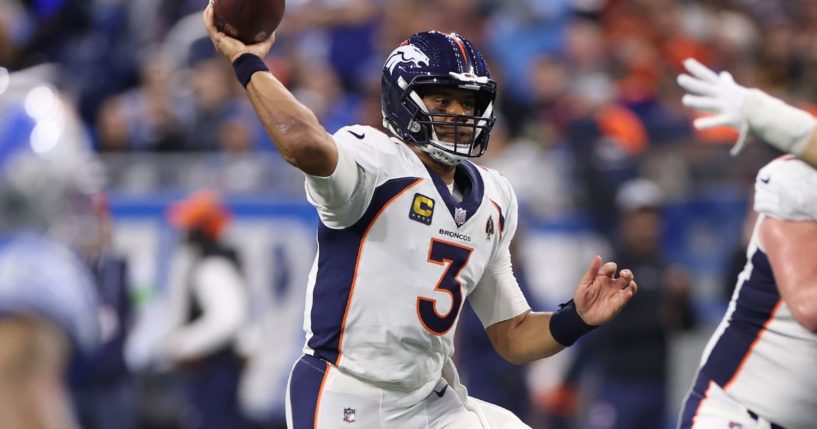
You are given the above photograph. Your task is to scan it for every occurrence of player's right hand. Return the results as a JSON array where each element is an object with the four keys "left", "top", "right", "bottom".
[{"left": 202, "top": 3, "right": 276, "bottom": 62}]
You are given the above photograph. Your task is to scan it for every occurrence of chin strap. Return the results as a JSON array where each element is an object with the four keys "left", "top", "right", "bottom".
[
  {"left": 383, "top": 118, "right": 468, "bottom": 166},
  {"left": 421, "top": 144, "right": 464, "bottom": 166}
]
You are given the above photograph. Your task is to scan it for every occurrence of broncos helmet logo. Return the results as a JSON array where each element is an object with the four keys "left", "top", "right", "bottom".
[{"left": 385, "top": 45, "right": 430, "bottom": 74}]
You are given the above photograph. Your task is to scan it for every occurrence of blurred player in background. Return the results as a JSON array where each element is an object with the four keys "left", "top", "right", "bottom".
[
  {"left": 556, "top": 179, "right": 696, "bottom": 429},
  {"left": 677, "top": 60, "right": 817, "bottom": 429},
  {"left": 203, "top": 6, "right": 637, "bottom": 429},
  {"left": 677, "top": 58, "right": 817, "bottom": 168},
  {"left": 162, "top": 190, "right": 249, "bottom": 429},
  {"left": 70, "top": 194, "right": 137, "bottom": 429},
  {"left": 0, "top": 67, "right": 102, "bottom": 429}
]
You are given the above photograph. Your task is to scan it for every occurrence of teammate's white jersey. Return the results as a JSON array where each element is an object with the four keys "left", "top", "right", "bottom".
[
  {"left": 691, "top": 156, "right": 817, "bottom": 429},
  {"left": 300, "top": 125, "right": 530, "bottom": 394},
  {"left": 0, "top": 232, "right": 99, "bottom": 352}
]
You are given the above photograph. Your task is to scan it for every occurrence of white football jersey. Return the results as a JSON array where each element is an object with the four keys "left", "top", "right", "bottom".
[
  {"left": 300, "top": 126, "right": 530, "bottom": 393},
  {"left": 695, "top": 156, "right": 817, "bottom": 429}
]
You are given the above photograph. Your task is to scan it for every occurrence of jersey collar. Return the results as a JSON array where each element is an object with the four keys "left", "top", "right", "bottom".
[{"left": 424, "top": 161, "right": 484, "bottom": 227}]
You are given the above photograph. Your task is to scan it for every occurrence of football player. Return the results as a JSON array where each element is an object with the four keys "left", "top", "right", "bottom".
[
  {"left": 677, "top": 58, "right": 817, "bottom": 168},
  {"left": 0, "top": 71, "right": 101, "bottom": 429},
  {"left": 677, "top": 59, "right": 817, "bottom": 428},
  {"left": 203, "top": 7, "right": 637, "bottom": 428}
]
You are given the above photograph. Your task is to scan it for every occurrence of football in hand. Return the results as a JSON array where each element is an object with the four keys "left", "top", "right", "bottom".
[{"left": 213, "top": 0, "right": 285, "bottom": 45}]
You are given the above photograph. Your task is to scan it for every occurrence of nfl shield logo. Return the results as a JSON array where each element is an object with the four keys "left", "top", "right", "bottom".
[
  {"left": 454, "top": 207, "right": 467, "bottom": 226},
  {"left": 343, "top": 408, "right": 356, "bottom": 423}
]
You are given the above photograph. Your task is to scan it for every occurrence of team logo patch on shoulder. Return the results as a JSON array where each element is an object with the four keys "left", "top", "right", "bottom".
[{"left": 410, "top": 193, "right": 435, "bottom": 225}]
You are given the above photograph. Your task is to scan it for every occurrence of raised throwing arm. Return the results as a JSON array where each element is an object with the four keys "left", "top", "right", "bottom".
[{"left": 202, "top": 5, "right": 338, "bottom": 176}]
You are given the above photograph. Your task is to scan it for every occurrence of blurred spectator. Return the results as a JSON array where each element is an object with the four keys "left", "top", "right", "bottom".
[
  {"left": 6, "top": 0, "right": 93, "bottom": 70},
  {"left": 289, "top": 56, "right": 360, "bottom": 134},
  {"left": 96, "top": 52, "right": 185, "bottom": 152},
  {"left": 556, "top": 178, "right": 696, "bottom": 429},
  {"left": 287, "top": 0, "right": 380, "bottom": 91},
  {"left": 181, "top": 37, "right": 245, "bottom": 151},
  {"left": 71, "top": 195, "right": 137, "bottom": 429},
  {"left": 565, "top": 73, "right": 646, "bottom": 235},
  {"left": 481, "top": 121, "right": 575, "bottom": 219},
  {"left": 484, "top": 0, "right": 572, "bottom": 102},
  {"left": 162, "top": 190, "right": 249, "bottom": 429}
]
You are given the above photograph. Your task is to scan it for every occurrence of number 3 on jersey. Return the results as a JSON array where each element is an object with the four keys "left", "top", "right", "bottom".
[{"left": 417, "top": 239, "right": 474, "bottom": 335}]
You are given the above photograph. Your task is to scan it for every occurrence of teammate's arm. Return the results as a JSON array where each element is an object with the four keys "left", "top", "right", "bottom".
[
  {"left": 759, "top": 217, "right": 817, "bottom": 332},
  {"left": 797, "top": 133, "right": 817, "bottom": 169},
  {"left": 202, "top": 5, "right": 337, "bottom": 176},
  {"left": 486, "top": 257, "right": 637, "bottom": 365}
]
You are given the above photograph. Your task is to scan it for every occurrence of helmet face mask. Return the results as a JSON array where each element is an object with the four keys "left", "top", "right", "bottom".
[{"left": 381, "top": 32, "right": 497, "bottom": 165}]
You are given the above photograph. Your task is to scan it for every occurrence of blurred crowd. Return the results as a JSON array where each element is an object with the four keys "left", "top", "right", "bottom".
[
  {"left": 5, "top": 0, "right": 815, "bottom": 198},
  {"left": 2, "top": 0, "right": 816, "bottom": 428}
]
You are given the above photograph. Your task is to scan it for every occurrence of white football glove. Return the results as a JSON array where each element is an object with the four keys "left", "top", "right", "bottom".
[{"left": 677, "top": 58, "right": 816, "bottom": 156}]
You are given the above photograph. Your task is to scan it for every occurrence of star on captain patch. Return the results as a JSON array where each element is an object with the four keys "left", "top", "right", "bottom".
[
  {"left": 486, "top": 217, "right": 495, "bottom": 240},
  {"left": 454, "top": 207, "right": 467, "bottom": 226},
  {"left": 343, "top": 407, "right": 356, "bottom": 423}
]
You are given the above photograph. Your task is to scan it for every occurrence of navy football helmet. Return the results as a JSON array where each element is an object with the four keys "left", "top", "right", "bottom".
[{"left": 381, "top": 31, "right": 497, "bottom": 165}]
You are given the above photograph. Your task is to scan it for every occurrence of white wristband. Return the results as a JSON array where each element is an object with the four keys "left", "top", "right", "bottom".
[{"left": 744, "top": 89, "right": 816, "bottom": 155}]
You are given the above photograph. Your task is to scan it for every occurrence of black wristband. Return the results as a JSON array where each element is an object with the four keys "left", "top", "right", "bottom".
[
  {"left": 549, "top": 299, "right": 597, "bottom": 347},
  {"left": 233, "top": 53, "right": 269, "bottom": 88}
]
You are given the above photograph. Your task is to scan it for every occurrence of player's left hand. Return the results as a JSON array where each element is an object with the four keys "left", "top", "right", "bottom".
[
  {"left": 573, "top": 256, "right": 637, "bottom": 325},
  {"left": 202, "top": 3, "right": 276, "bottom": 62}
]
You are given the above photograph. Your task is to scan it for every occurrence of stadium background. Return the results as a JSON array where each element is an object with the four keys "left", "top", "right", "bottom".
[{"left": 2, "top": 0, "right": 814, "bottom": 428}]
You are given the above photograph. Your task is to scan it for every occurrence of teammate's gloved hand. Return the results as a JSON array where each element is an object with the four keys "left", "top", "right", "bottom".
[{"left": 677, "top": 58, "right": 816, "bottom": 156}]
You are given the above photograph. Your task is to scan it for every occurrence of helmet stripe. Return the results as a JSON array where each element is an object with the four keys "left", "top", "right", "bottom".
[{"left": 449, "top": 34, "right": 473, "bottom": 73}]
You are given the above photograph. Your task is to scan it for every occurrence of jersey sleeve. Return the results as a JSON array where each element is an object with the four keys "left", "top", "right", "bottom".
[
  {"left": 0, "top": 234, "right": 99, "bottom": 353},
  {"left": 469, "top": 179, "right": 531, "bottom": 327},
  {"left": 304, "top": 125, "right": 385, "bottom": 229},
  {"left": 754, "top": 157, "right": 817, "bottom": 221}
]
